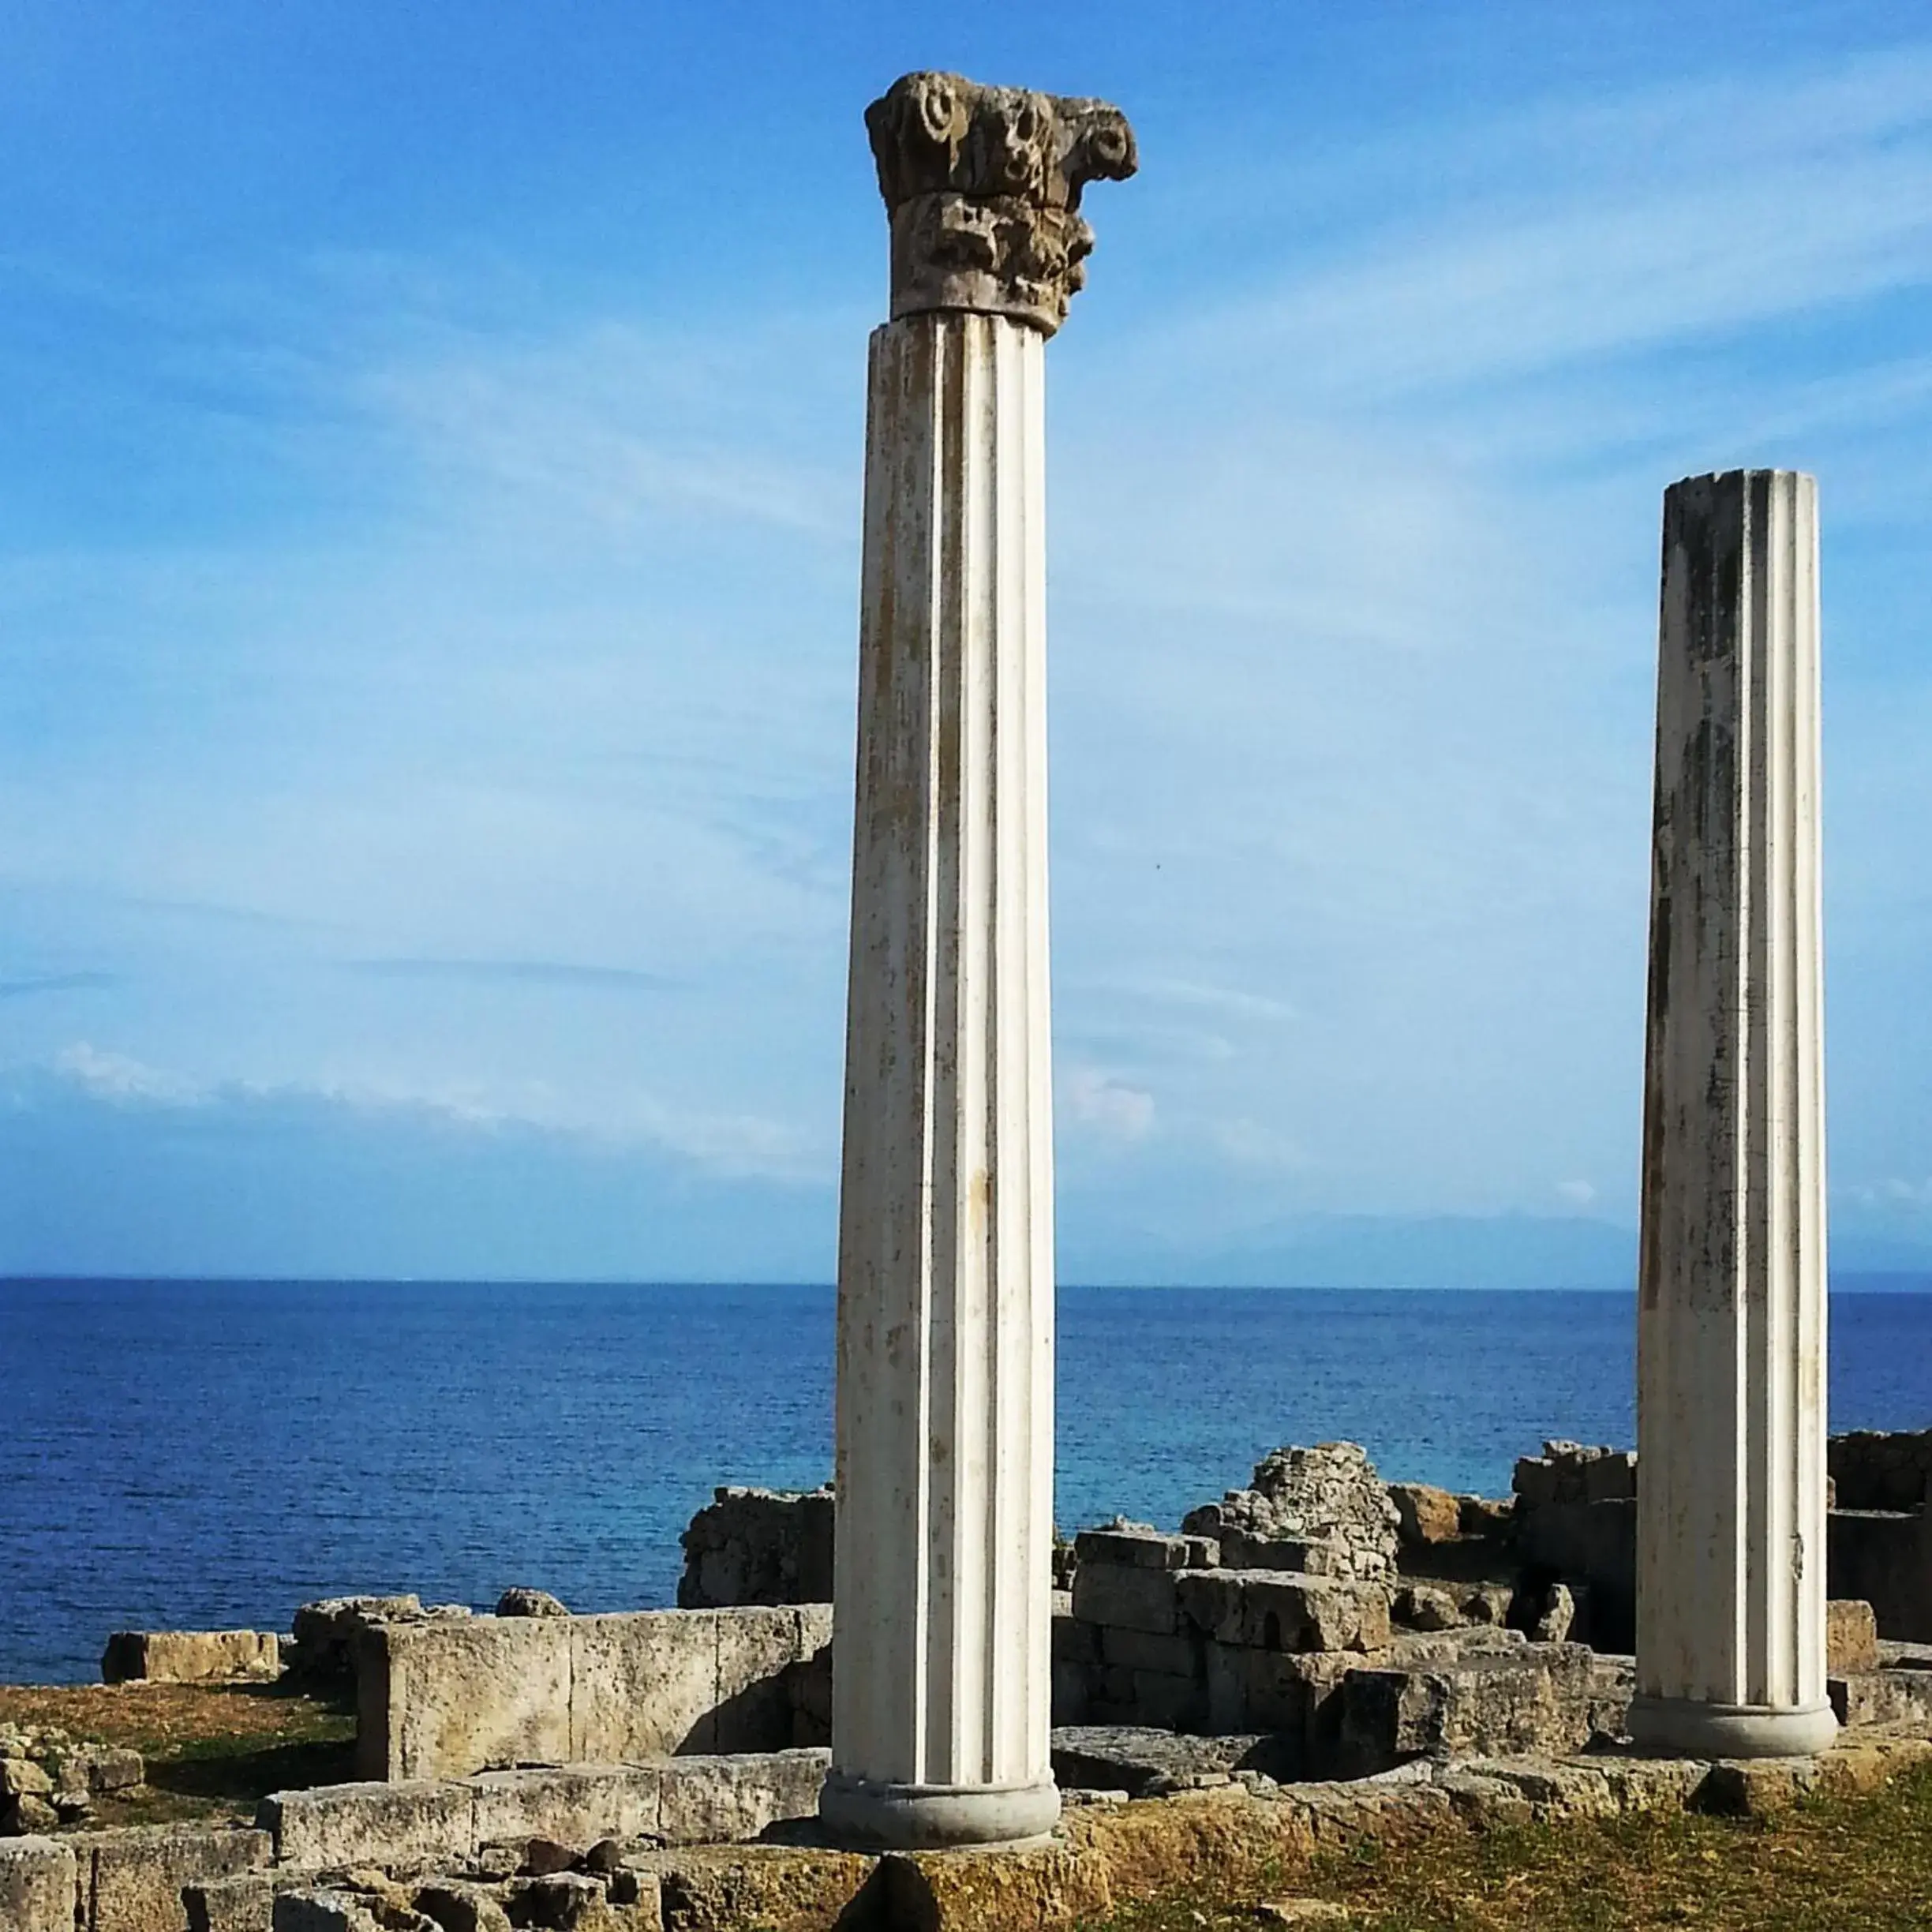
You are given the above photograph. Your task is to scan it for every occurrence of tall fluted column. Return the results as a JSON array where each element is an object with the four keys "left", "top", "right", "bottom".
[
  {"left": 821, "top": 72, "right": 1134, "bottom": 1851},
  {"left": 1631, "top": 470, "right": 1837, "bottom": 1759}
]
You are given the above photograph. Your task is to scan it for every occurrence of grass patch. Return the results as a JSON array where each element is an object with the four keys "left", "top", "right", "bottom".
[
  {"left": 1078, "top": 1762, "right": 1932, "bottom": 1930},
  {"left": 0, "top": 1681, "right": 355, "bottom": 1825}
]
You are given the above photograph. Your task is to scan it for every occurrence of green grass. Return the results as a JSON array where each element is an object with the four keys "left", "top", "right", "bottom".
[
  {"left": 1078, "top": 1763, "right": 1932, "bottom": 1931},
  {"left": 0, "top": 1681, "right": 355, "bottom": 1825}
]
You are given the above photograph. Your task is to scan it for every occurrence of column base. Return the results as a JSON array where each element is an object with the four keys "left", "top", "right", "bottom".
[
  {"left": 1627, "top": 1694, "right": 1839, "bottom": 1760},
  {"left": 818, "top": 1769, "right": 1061, "bottom": 1850}
]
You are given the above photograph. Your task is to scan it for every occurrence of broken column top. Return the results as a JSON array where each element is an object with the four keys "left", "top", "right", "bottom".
[{"left": 866, "top": 69, "right": 1136, "bottom": 337}]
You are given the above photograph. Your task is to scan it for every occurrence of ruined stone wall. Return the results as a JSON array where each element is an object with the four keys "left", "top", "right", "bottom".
[
  {"left": 1830, "top": 1431, "right": 1932, "bottom": 1513},
  {"left": 355, "top": 1604, "right": 831, "bottom": 1782}
]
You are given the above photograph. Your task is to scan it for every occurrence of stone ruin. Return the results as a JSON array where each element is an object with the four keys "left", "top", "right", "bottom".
[
  {"left": 5, "top": 1428, "right": 1931, "bottom": 1932},
  {"left": 1181, "top": 1442, "right": 1402, "bottom": 1582}
]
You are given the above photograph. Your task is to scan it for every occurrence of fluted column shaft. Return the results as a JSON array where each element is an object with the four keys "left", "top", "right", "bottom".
[
  {"left": 1631, "top": 469, "right": 1837, "bottom": 1758},
  {"left": 822, "top": 310, "right": 1058, "bottom": 1848}
]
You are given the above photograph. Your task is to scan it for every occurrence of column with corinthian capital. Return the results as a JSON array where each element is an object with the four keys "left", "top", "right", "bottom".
[{"left": 820, "top": 69, "right": 1136, "bottom": 1850}]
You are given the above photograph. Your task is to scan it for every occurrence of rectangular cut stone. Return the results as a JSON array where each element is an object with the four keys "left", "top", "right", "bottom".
[
  {"left": 571, "top": 1611, "right": 720, "bottom": 1759},
  {"left": 1096, "top": 1626, "right": 1199, "bottom": 1676},
  {"left": 657, "top": 1750, "right": 829, "bottom": 1846},
  {"left": 1634, "top": 470, "right": 1835, "bottom": 1758},
  {"left": 101, "top": 1631, "right": 280, "bottom": 1685},
  {"left": 1072, "top": 1528, "right": 1196, "bottom": 1571},
  {"left": 1072, "top": 1563, "right": 1178, "bottom": 1636},
  {"left": 271, "top": 1893, "right": 381, "bottom": 1932},
  {"left": 73, "top": 1826, "right": 272, "bottom": 1932},
  {"left": 1825, "top": 1600, "right": 1881, "bottom": 1676},
  {"left": 259, "top": 1782, "right": 472, "bottom": 1870},
  {"left": 0, "top": 1837, "right": 76, "bottom": 1932},
  {"left": 358, "top": 1617, "right": 571, "bottom": 1781},
  {"left": 185, "top": 1874, "right": 277, "bottom": 1932},
  {"left": 465, "top": 1765, "right": 661, "bottom": 1850},
  {"left": 1338, "top": 1643, "right": 1597, "bottom": 1774},
  {"left": 714, "top": 1607, "right": 806, "bottom": 1753}
]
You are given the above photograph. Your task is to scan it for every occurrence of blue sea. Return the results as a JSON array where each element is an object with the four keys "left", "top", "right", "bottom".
[{"left": 3, "top": 1279, "right": 1930, "bottom": 1684}]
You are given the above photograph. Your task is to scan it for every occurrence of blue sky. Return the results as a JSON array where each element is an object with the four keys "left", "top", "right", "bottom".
[{"left": 2, "top": 2, "right": 1929, "bottom": 1284}]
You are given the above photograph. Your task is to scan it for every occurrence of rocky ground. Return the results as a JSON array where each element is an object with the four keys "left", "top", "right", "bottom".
[
  {"left": 1076, "top": 1756, "right": 1932, "bottom": 1930},
  {"left": 0, "top": 1682, "right": 353, "bottom": 1827}
]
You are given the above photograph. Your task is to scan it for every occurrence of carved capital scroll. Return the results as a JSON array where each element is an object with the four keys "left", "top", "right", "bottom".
[{"left": 866, "top": 70, "right": 1136, "bottom": 337}]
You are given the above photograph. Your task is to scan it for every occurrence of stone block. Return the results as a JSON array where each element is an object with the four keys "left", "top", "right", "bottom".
[
  {"left": 1828, "top": 1511, "right": 1932, "bottom": 1643},
  {"left": 1238, "top": 1572, "right": 1391, "bottom": 1655},
  {"left": 1832, "top": 1664, "right": 1932, "bottom": 1730},
  {"left": 677, "top": 1485, "right": 834, "bottom": 1609},
  {"left": 288, "top": 1597, "right": 425, "bottom": 1686},
  {"left": 260, "top": 1782, "right": 473, "bottom": 1871},
  {"left": 1582, "top": 1451, "right": 1638, "bottom": 1503},
  {"left": 1388, "top": 1484, "right": 1462, "bottom": 1548},
  {"left": 570, "top": 1612, "right": 719, "bottom": 1760},
  {"left": 1337, "top": 1642, "right": 1596, "bottom": 1774},
  {"left": 360, "top": 1617, "right": 571, "bottom": 1782},
  {"left": 1827, "top": 1599, "right": 1881, "bottom": 1676},
  {"left": 412, "top": 1885, "right": 512, "bottom": 1932},
  {"left": 1174, "top": 1571, "right": 1245, "bottom": 1646},
  {"left": 1129, "top": 1670, "right": 1205, "bottom": 1730},
  {"left": 1051, "top": 1612, "right": 1100, "bottom": 1665},
  {"left": 1050, "top": 1656, "right": 1093, "bottom": 1727},
  {"left": 464, "top": 1765, "right": 661, "bottom": 1852},
  {"left": 509, "top": 1873, "right": 610, "bottom": 1930},
  {"left": 1071, "top": 1561, "right": 1179, "bottom": 1635},
  {"left": 185, "top": 1874, "right": 276, "bottom": 1932},
  {"left": 0, "top": 1837, "right": 76, "bottom": 1932},
  {"left": 656, "top": 1750, "right": 828, "bottom": 1847},
  {"left": 1217, "top": 1532, "right": 1339, "bottom": 1574},
  {"left": 47, "top": 1745, "right": 145, "bottom": 1797},
  {"left": 713, "top": 1608, "right": 802, "bottom": 1753},
  {"left": 1049, "top": 1728, "right": 1297, "bottom": 1798},
  {"left": 74, "top": 1825, "right": 273, "bottom": 1932},
  {"left": 1096, "top": 1626, "right": 1199, "bottom": 1677},
  {"left": 1457, "top": 1496, "right": 1514, "bottom": 1537},
  {"left": 272, "top": 1893, "right": 384, "bottom": 1932},
  {"left": 1512, "top": 1458, "right": 1560, "bottom": 1507},
  {"left": 102, "top": 1631, "right": 281, "bottom": 1685},
  {"left": 1393, "top": 1585, "right": 1463, "bottom": 1632},
  {"left": 1073, "top": 1525, "right": 1202, "bottom": 1571}
]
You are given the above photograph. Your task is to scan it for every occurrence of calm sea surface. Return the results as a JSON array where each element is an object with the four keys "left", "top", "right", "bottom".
[{"left": 3, "top": 1279, "right": 1929, "bottom": 1683}]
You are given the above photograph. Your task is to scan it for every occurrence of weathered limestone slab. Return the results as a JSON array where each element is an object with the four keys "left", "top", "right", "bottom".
[
  {"left": 0, "top": 1837, "right": 76, "bottom": 1932},
  {"left": 465, "top": 1765, "right": 661, "bottom": 1852},
  {"left": 359, "top": 1607, "right": 829, "bottom": 1781},
  {"left": 70, "top": 1825, "right": 273, "bottom": 1932},
  {"left": 413, "top": 1881, "right": 516, "bottom": 1932},
  {"left": 1826, "top": 1599, "right": 1881, "bottom": 1675},
  {"left": 1830, "top": 1429, "right": 1932, "bottom": 1511},
  {"left": 1183, "top": 1445, "right": 1401, "bottom": 1585},
  {"left": 1173, "top": 1569, "right": 1390, "bottom": 1655},
  {"left": 1337, "top": 1643, "right": 1597, "bottom": 1774},
  {"left": 102, "top": 1631, "right": 281, "bottom": 1685},
  {"left": 1073, "top": 1563, "right": 1181, "bottom": 1637},
  {"left": 260, "top": 1781, "right": 474, "bottom": 1871},
  {"left": 571, "top": 1611, "right": 720, "bottom": 1762},
  {"left": 1633, "top": 470, "right": 1836, "bottom": 1760},
  {"left": 657, "top": 1750, "right": 829, "bottom": 1847},
  {"left": 359, "top": 1616, "right": 570, "bottom": 1781},
  {"left": 1828, "top": 1509, "right": 1932, "bottom": 1642},
  {"left": 1049, "top": 1728, "right": 1294, "bottom": 1798},
  {"left": 271, "top": 1893, "right": 383, "bottom": 1932},
  {"left": 184, "top": 1873, "right": 279, "bottom": 1932}
]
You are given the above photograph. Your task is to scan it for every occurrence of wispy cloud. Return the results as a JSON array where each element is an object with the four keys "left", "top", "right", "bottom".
[
  {"left": 0, "top": 972, "right": 117, "bottom": 1001},
  {"left": 348, "top": 957, "right": 680, "bottom": 993}
]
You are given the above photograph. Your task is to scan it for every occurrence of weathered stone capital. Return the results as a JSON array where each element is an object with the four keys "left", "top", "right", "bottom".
[{"left": 867, "top": 69, "right": 1136, "bottom": 337}]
